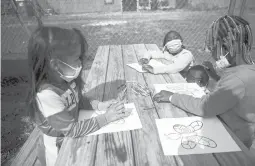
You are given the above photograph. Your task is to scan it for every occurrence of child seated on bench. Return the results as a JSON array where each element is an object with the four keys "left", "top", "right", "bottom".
[
  {"left": 139, "top": 30, "right": 194, "bottom": 77},
  {"left": 186, "top": 65, "right": 210, "bottom": 94},
  {"left": 27, "top": 26, "right": 131, "bottom": 166}
]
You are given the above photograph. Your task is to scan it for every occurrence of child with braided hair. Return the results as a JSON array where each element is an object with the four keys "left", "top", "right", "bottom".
[
  {"left": 153, "top": 15, "right": 255, "bottom": 149},
  {"left": 203, "top": 15, "right": 254, "bottom": 81}
]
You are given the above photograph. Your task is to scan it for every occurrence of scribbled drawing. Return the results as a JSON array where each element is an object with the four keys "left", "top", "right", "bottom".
[
  {"left": 96, "top": 108, "right": 134, "bottom": 126},
  {"left": 109, "top": 109, "right": 134, "bottom": 125},
  {"left": 164, "top": 120, "right": 217, "bottom": 149}
]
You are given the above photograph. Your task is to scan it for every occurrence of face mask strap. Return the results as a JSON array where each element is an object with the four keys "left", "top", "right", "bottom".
[
  {"left": 51, "top": 59, "right": 81, "bottom": 77},
  {"left": 57, "top": 59, "right": 78, "bottom": 70}
]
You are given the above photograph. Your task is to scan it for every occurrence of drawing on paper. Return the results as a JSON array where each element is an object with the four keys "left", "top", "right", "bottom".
[
  {"left": 94, "top": 108, "right": 134, "bottom": 125},
  {"left": 164, "top": 120, "right": 217, "bottom": 149},
  {"left": 109, "top": 109, "right": 134, "bottom": 125}
]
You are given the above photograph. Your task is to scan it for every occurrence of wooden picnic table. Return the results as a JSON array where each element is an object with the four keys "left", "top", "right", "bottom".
[{"left": 55, "top": 44, "right": 255, "bottom": 166}]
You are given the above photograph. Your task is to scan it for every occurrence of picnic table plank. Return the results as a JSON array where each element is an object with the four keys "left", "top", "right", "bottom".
[
  {"left": 83, "top": 46, "right": 110, "bottom": 101},
  {"left": 94, "top": 45, "right": 134, "bottom": 166},
  {"left": 55, "top": 46, "right": 110, "bottom": 166},
  {"left": 122, "top": 45, "right": 177, "bottom": 165},
  {"left": 11, "top": 127, "right": 42, "bottom": 166},
  {"left": 133, "top": 44, "right": 220, "bottom": 166}
]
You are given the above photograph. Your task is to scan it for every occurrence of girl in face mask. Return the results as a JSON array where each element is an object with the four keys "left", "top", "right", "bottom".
[
  {"left": 27, "top": 27, "right": 131, "bottom": 166},
  {"left": 139, "top": 30, "right": 194, "bottom": 77}
]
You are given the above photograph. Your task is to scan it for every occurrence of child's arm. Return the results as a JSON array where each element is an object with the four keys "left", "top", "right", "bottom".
[
  {"left": 151, "top": 51, "right": 193, "bottom": 74},
  {"left": 143, "top": 51, "right": 168, "bottom": 60},
  {"left": 36, "top": 90, "right": 108, "bottom": 137},
  {"left": 47, "top": 111, "right": 107, "bottom": 138},
  {"left": 170, "top": 73, "right": 245, "bottom": 117},
  {"left": 90, "top": 100, "right": 117, "bottom": 111}
]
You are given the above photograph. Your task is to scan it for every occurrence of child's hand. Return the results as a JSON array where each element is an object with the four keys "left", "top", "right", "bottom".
[
  {"left": 153, "top": 90, "right": 174, "bottom": 103},
  {"left": 104, "top": 102, "right": 132, "bottom": 123},
  {"left": 142, "top": 64, "right": 154, "bottom": 73},
  {"left": 98, "top": 99, "right": 118, "bottom": 111},
  {"left": 139, "top": 58, "right": 149, "bottom": 65}
]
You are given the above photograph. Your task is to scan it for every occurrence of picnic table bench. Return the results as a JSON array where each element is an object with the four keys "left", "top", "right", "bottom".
[{"left": 55, "top": 44, "right": 255, "bottom": 166}]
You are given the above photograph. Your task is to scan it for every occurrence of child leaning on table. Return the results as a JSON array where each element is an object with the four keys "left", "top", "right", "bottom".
[
  {"left": 139, "top": 30, "right": 194, "bottom": 77},
  {"left": 186, "top": 65, "right": 210, "bottom": 94},
  {"left": 26, "top": 26, "right": 131, "bottom": 166}
]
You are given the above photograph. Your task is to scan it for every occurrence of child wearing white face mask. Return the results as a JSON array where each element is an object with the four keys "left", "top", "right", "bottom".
[
  {"left": 27, "top": 27, "right": 131, "bottom": 166},
  {"left": 139, "top": 31, "right": 194, "bottom": 77}
]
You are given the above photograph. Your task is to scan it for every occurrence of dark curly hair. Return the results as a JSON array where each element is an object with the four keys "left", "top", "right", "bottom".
[{"left": 205, "top": 15, "right": 254, "bottom": 65}]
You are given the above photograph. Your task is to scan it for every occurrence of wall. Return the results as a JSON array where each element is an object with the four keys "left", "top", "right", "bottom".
[
  {"left": 187, "top": 0, "right": 255, "bottom": 10},
  {"left": 46, "top": 0, "right": 255, "bottom": 14},
  {"left": 47, "top": 0, "right": 122, "bottom": 14}
]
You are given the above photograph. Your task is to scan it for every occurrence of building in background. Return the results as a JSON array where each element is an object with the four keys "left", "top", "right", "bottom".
[{"left": 3, "top": 0, "right": 255, "bottom": 16}]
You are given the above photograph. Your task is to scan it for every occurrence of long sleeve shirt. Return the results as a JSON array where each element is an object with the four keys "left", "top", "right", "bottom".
[
  {"left": 35, "top": 81, "right": 107, "bottom": 139},
  {"left": 143, "top": 49, "right": 194, "bottom": 74},
  {"left": 170, "top": 65, "right": 255, "bottom": 148}
]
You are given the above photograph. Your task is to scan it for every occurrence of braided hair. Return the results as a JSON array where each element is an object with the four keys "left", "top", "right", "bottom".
[{"left": 205, "top": 15, "right": 254, "bottom": 65}]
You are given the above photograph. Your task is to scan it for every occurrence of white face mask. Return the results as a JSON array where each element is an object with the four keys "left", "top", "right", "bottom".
[
  {"left": 215, "top": 52, "right": 230, "bottom": 71},
  {"left": 56, "top": 60, "right": 82, "bottom": 82},
  {"left": 164, "top": 39, "right": 182, "bottom": 54}
]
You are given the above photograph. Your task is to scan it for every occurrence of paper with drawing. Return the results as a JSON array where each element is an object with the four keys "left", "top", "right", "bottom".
[
  {"left": 127, "top": 63, "right": 147, "bottom": 73},
  {"left": 154, "top": 83, "right": 206, "bottom": 98},
  {"left": 88, "top": 103, "right": 142, "bottom": 135},
  {"left": 156, "top": 117, "right": 241, "bottom": 155},
  {"left": 127, "top": 59, "right": 165, "bottom": 73}
]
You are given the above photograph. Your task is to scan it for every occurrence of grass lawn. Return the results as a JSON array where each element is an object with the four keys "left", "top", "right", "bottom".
[{"left": 2, "top": 10, "right": 255, "bottom": 165}]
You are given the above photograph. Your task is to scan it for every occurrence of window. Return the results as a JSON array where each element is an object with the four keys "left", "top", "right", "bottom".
[{"left": 105, "top": 0, "right": 114, "bottom": 5}]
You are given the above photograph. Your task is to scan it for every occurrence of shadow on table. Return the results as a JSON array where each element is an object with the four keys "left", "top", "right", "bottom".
[{"left": 81, "top": 79, "right": 127, "bottom": 108}]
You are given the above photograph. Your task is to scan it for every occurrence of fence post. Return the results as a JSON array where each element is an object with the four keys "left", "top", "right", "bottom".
[
  {"left": 228, "top": 0, "right": 236, "bottom": 15},
  {"left": 31, "top": 0, "right": 43, "bottom": 27},
  {"left": 10, "top": 0, "right": 30, "bottom": 36},
  {"left": 239, "top": 0, "right": 247, "bottom": 18}
]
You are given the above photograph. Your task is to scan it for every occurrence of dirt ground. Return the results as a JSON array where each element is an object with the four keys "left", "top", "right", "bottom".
[{"left": 2, "top": 10, "right": 255, "bottom": 165}]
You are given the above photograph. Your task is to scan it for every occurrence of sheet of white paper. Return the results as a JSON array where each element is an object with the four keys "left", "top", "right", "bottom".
[
  {"left": 148, "top": 59, "right": 165, "bottom": 66},
  {"left": 127, "top": 60, "right": 164, "bottom": 73},
  {"left": 154, "top": 83, "right": 206, "bottom": 98},
  {"left": 156, "top": 117, "right": 241, "bottom": 155},
  {"left": 88, "top": 103, "right": 143, "bottom": 136},
  {"left": 127, "top": 63, "right": 147, "bottom": 73}
]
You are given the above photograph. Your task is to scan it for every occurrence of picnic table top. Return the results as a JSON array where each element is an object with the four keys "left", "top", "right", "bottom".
[{"left": 56, "top": 44, "right": 255, "bottom": 166}]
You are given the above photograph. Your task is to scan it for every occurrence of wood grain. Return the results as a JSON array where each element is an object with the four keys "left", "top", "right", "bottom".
[
  {"left": 94, "top": 45, "right": 134, "bottom": 166},
  {"left": 123, "top": 44, "right": 177, "bottom": 166},
  {"left": 82, "top": 46, "right": 110, "bottom": 101},
  {"left": 10, "top": 127, "right": 42, "bottom": 166},
  {"left": 55, "top": 46, "right": 110, "bottom": 166}
]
